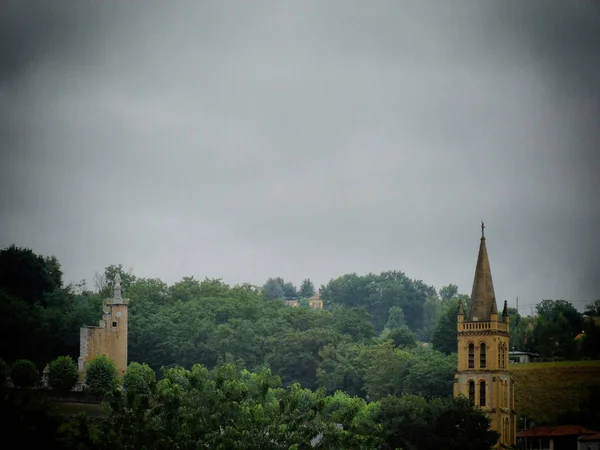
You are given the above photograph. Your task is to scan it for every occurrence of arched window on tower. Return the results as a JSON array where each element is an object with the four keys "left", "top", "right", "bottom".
[
  {"left": 468, "top": 380, "right": 475, "bottom": 403},
  {"left": 479, "top": 380, "right": 486, "bottom": 406},
  {"left": 468, "top": 343, "right": 475, "bottom": 368},
  {"left": 503, "top": 417, "right": 510, "bottom": 444},
  {"left": 480, "top": 343, "right": 486, "bottom": 368}
]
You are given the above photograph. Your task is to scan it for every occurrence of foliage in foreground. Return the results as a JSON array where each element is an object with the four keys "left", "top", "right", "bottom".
[
  {"left": 48, "top": 356, "right": 79, "bottom": 393},
  {"left": 122, "top": 361, "right": 156, "bottom": 395},
  {"left": 85, "top": 355, "right": 118, "bottom": 398},
  {"left": 54, "top": 363, "right": 498, "bottom": 450},
  {"left": 10, "top": 359, "right": 39, "bottom": 387}
]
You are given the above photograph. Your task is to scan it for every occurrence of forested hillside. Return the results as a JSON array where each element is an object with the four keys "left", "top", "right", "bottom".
[{"left": 1, "top": 245, "right": 599, "bottom": 419}]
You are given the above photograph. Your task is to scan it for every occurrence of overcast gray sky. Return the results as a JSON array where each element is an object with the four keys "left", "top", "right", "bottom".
[{"left": 1, "top": 0, "right": 599, "bottom": 313}]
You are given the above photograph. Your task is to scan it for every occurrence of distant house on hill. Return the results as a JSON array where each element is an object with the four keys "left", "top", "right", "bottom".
[
  {"left": 509, "top": 351, "right": 540, "bottom": 364},
  {"left": 517, "top": 424, "right": 599, "bottom": 450},
  {"left": 308, "top": 293, "right": 323, "bottom": 310}
]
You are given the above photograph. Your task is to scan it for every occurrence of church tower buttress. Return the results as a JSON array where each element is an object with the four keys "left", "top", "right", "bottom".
[{"left": 454, "top": 224, "right": 516, "bottom": 448}]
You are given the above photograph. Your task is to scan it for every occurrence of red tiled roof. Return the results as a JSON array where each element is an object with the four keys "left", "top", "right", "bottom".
[
  {"left": 579, "top": 433, "right": 600, "bottom": 442},
  {"left": 517, "top": 425, "right": 599, "bottom": 438}
]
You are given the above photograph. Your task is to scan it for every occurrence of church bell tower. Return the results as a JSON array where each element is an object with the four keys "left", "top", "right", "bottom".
[{"left": 454, "top": 223, "right": 516, "bottom": 448}]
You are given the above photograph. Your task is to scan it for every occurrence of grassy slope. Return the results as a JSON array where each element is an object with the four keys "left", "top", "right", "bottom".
[
  {"left": 50, "top": 401, "right": 106, "bottom": 418},
  {"left": 511, "top": 360, "right": 600, "bottom": 425}
]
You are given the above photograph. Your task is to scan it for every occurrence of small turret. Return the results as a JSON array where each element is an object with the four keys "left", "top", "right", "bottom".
[
  {"left": 502, "top": 300, "right": 509, "bottom": 324},
  {"left": 490, "top": 297, "right": 499, "bottom": 322},
  {"left": 457, "top": 298, "right": 464, "bottom": 325}
]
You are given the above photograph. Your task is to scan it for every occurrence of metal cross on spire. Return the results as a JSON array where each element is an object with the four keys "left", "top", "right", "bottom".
[{"left": 481, "top": 221, "right": 485, "bottom": 238}]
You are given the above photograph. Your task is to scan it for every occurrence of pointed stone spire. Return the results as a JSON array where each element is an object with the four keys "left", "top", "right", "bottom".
[
  {"left": 470, "top": 222, "right": 497, "bottom": 321},
  {"left": 113, "top": 273, "right": 122, "bottom": 301},
  {"left": 502, "top": 300, "right": 508, "bottom": 316}
]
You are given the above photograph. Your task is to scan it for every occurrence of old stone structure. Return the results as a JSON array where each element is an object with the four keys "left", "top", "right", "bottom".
[
  {"left": 454, "top": 224, "right": 516, "bottom": 448},
  {"left": 78, "top": 274, "right": 129, "bottom": 375}
]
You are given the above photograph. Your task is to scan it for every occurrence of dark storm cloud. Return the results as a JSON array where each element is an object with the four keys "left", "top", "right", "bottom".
[{"left": 1, "top": 1, "right": 599, "bottom": 311}]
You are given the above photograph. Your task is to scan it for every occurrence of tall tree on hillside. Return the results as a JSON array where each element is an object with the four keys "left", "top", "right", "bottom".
[
  {"left": 421, "top": 295, "right": 442, "bottom": 342},
  {"left": 262, "top": 278, "right": 285, "bottom": 300},
  {"left": 0, "top": 246, "right": 103, "bottom": 366},
  {"left": 271, "top": 277, "right": 298, "bottom": 300},
  {"left": 439, "top": 284, "right": 458, "bottom": 303},
  {"left": 431, "top": 298, "right": 460, "bottom": 355},
  {"left": 533, "top": 299, "right": 582, "bottom": 359},
  {"left": 0, "top": 245, "right": 63, "bottom": 307},
  {"left": 584, "top": 299, "right": 600, "bottom": 317},
  {"left": 384, "top": 306, "right": 406, "bottom": 330},
  {"left": 321, "top": 271, "right": 436, "bottom": 333},
  {"left": 299, "top": 278, "right": 316, "bottom": 298}
]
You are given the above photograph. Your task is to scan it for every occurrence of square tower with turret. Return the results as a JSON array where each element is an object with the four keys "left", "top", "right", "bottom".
[
  {"left": 78, "top": 274, "right": 129, "bottom": 375},
  {"left": 454, "top": 224, "right": 516, "bottom": 448}
]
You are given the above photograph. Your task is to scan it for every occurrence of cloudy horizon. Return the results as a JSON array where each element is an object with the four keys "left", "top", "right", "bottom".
[{"left": 1, "top": 0, "right": 599, "bottom": 313}]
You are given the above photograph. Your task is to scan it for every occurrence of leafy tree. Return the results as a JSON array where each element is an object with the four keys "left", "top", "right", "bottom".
[
  {"left": 10, "top": 359, "right": 39, "bottom": 387},
  {"left": 123, "top": 362, "right": 156, "bottom": 395},
  {"left": 578, "top": 320, "right": 600, "bottom": 359},
  {"left": 362, "top": 342, "right": 411, "bottom": 401},
  {"left": 317, "top": 342, "right": 368, "bottom": 397},
  {"left": 512, "top": 315, "right": 535, "bottom": 352},
  {"left": 426, "top": 395, "right": 499, "bottom": 449},
  {"left": 386, "top": 325, "right": 417, "bottom": 349},
  {"left": 584, "top": 299, "right": 600, "bottom": 317},
  {"left": 532, "top": 299, "right": 582, "bottom": 359},
  {"left": 278, "top": 278, "right": 298, "bottom": 300},
  {"left": 331, "top": 306, "right": 375, "bottom": 341},
  {"left": 0, "top": 245, "right": 63, "bottom": 306},
  {"left": 439, "top": 283, "right": 458, "bottom": 303},
  {"left": 403, "top": 348, "right": 457, "bottom": 399},
  {"left": 421, "top": 295, "right": 442, "bottom": 342},
  {"left": 48, "top": 355, "right": 78, "bottom": 393},
  {"left": 384, "top": 306, "right": 406, "bottom": 330},
  {"left": 432, "top": 298, "right": 460, "bottom": 355},
  {"left": 262, "top": 277, "right": 286, "bottom": 300},
  {"left": 266, "top": 328, "right": 343, "bottom": 389},
  {"left": 299, "top": 278, "right": 316, "bottom": 298},
  {"left": 375, "top": 394, "right": 499, "bottom": 450},
  {"left": 68, "top": 363, "right": 378, "bottom": 449},
  {"left": 85, "top": 354, "right": 118, "bottom": 398}
]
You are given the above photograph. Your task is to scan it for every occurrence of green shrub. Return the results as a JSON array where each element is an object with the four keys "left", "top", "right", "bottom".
[
  {"left": 123, "top": 362, "right": 156, "bottom": 395},
  {"left": 0, "top": 358, "right": 8, "bottom": 385},
  {"left": 48, "top": 356, "right": 78, "bottom": 393},
  {"left": 10, "top": 359, "right": 39, "bottom": 387},
  {"left": 85, "top": 354, "right": 118, "bottom": 398}
]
